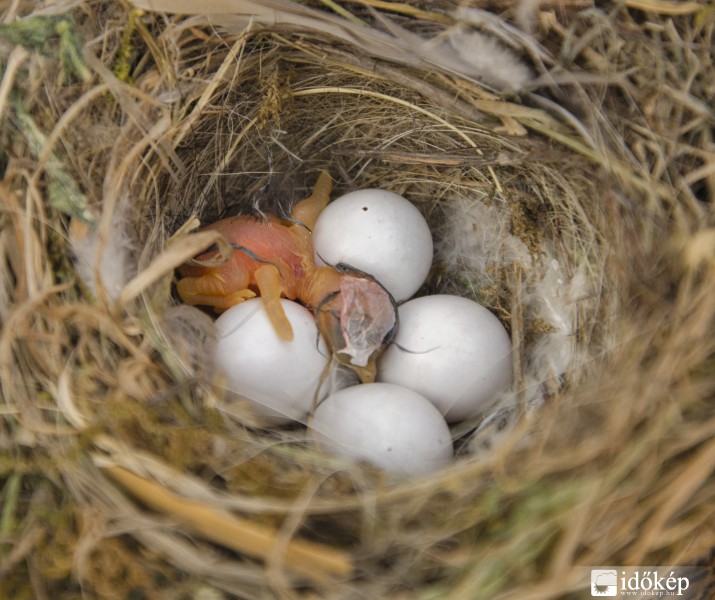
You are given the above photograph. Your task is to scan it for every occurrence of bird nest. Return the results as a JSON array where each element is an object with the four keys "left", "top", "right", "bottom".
[{"left": 1, "top": 1, "right": 714, "bottom": 598}]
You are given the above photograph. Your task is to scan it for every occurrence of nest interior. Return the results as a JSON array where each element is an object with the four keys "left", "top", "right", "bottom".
[{"left": 1, "top": 1, "right": 714, "bottom": 599}]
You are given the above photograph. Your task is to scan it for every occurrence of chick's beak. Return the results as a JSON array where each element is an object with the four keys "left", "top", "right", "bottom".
[
  {"left": 316, "top": 309, "right": 378, "bottom": 382},
  {"left": 315, "top": 310, "right": 371, "bottom": 375},
  {"left": 351, "top": 356, "right": 378, "bottom": 384},
  {"left": 314, "top": 274, "right": 396, "bottom": 383}
]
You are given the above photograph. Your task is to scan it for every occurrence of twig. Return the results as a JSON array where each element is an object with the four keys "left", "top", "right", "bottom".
[{"left": 100, "top": 464, "right": 354, "bottom": 582}]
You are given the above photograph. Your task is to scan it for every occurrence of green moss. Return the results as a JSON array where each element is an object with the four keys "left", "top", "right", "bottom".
[
  {"left": 12, "top": 102, "right": 94, "bottom": 224},
  {"left": 0, "top": 15, "right": 90, "bottom": 82}
]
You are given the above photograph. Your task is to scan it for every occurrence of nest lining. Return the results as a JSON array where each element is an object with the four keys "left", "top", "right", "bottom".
[
  {"left": 136, "top": 47, "right": 605, "bottom": 437},
  {"left": 1, "top": 1, "right": 714, "bottom": 599}
]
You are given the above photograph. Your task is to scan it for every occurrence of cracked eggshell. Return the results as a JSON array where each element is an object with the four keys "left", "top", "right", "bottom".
[
  {"left": 214, "top": 298, "right": 330, "bottom": 424},
  {"left": 377, "top": 295, "right": 513, "bottom": 422},
  {"left": 311, "top": 383, "right": 453, "bottom": 476},
  {"left": 313, "top": 189, "right": 433, "bottom": 302}
]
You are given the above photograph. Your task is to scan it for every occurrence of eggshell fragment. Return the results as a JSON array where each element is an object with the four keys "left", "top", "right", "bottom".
[
  {"left": 377, "top": 295, "right": 512, "bottom": 422},
  {"left": 214, "top": 298, "right": 329, "bottom": 424},
  {"left": 313, "top": 188, "right": 433, "bottom": 302},
  {"left": 311, "top": 383, "right": 453, "bottom": 476}
]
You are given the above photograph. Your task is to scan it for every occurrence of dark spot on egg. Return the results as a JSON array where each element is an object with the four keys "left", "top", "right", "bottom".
[{"left": 362, "top": 206, "right": 368, "bottom": 211}]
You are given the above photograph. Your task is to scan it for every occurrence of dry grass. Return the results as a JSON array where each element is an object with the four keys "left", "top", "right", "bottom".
[{"left": 1, "top": 1, "right": 714, "bottom": 599}]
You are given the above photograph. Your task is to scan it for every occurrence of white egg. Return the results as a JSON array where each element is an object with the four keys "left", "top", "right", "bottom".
[
  {"left": 310, "top": 383, "right": 453, "bottom": 476},
  {"left": 214, "top": 298, "right": 329, "bottom": 424},
  {"left": 313, "top": 188, "right": 433, "bottom": 302},
  {"left": 377, "top": 295, "right": 512, "bottom": 422}
]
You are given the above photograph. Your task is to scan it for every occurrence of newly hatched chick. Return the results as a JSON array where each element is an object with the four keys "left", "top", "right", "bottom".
[{"left": 176, "top": 172, "right": 397, "bottom": 382}]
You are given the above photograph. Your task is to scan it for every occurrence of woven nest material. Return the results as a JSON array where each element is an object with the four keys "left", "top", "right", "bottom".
[{"left": 1, "top": 1, "right": 714, "bottom": 598}]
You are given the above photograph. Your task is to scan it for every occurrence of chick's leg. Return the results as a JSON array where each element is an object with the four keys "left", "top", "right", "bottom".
[
  {"left": 176, "top": 269, "right": 255, "bottom": 312},
  {"left": 290, "top": 171, "right": 332, "bottom": 230},
  {"left": 254, "top": 264, "right": 294, "bottom": 341}
]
